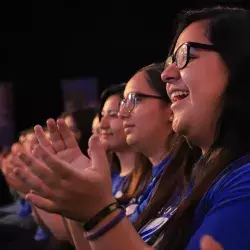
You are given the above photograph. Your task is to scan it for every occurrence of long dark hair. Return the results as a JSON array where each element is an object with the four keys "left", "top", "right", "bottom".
[
  {"left": 128, "top": 63, "right": 199, "bottom": 226},
  {"left": 152, "top": 6, "right": 250, "bottom": 249}
]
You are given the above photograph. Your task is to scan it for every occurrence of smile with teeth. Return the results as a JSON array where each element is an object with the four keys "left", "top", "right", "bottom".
[{"left": 170, "top": 91, "right": 189, "bottom": 103}]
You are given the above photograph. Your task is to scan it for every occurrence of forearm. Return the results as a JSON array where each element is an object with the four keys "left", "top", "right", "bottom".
[
  {"left": 66, "top": 212, "right": 151, "bottom": 250},
  {"left": 67, "top": 219, "right": 91, "bottom": 250},
  {"left": 32, "top": 207, "right": 70, "bottom": 241},
  {"left": 88, "top": 210, "right": 153, "bottom": 250}
]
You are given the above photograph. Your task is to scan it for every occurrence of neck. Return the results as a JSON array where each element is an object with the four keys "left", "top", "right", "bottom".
[
  {"left": 147, "top": 148, "right": 169, "bottom": 166},
  {"left": 140, "top": 132, "right": 171, "bottom": 166},
  {"left": 191, "top": 121, "right": 216, "bottom": 156},
  {"left": 115, "top": 149, "right": 137, "bottom": 177},
  {"left": 198, "top": 140, "right": 213, "bottom": 156}
]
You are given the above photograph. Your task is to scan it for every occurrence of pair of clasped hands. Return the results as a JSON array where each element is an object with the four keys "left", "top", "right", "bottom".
[{"left": 6, "top": 118, "right": 223, "bottom": 250}]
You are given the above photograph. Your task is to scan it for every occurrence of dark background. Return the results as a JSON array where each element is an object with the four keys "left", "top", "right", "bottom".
[{"left": 0, "top": 0, "right": 248, "bottom": 137}]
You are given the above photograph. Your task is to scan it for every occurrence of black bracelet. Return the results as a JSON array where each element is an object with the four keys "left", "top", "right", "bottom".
[
  {"left": 85, "top": 208, "right": 126, "bottom": 241},
  {"left": 81, "top": 202, "right": 120, "bottom": 231}
]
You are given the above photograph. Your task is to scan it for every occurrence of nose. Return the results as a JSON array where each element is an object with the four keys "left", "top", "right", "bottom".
[
  {"left": 99, "top": 115, "right": 109, "bottom": 130},
  {"left": 161, "top": 63, "right": 181, "bottom": 96},
  {"left": 118, "top": 103, "right": 130, "bottom": 120},
  {"left": 161, "top": 62, "right": 181, "bottom": 84}
]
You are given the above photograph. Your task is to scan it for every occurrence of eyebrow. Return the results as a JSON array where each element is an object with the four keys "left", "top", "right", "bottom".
[
  {"left": 101, "top": 109, "right": 119, "bottom": 114},
  {"left": 124, "top": 91, "right": 152, "bottom": 98}
]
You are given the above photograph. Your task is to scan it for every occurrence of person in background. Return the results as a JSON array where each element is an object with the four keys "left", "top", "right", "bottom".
[
  {"left": 0, "top": 129, "right": 39, "bottom": 229},
  {"left": 62, "top": 108, "right": 96, "bottom": 155},
  {"left": 117, "top": 63, "right": 178, "bottom": 221},
  {"left": 92, "top": 114, "right": 100, "bottom": 135},
  {"left": 0, "top": 129, "right": 53, "bottom": 250},
  {"left": 98, "top": 83, "right": 148, "bottom": 199},
  {"left": 0, "top": 146, "right": 14, "bottom": 210}
]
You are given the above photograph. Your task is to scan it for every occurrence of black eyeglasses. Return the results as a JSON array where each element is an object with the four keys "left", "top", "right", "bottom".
[
  {"left": 165, "top": 42, "right": 219, "bottom": 70},
  {"left": 120, "top": 92, "right": 165, "bottom": 113}
]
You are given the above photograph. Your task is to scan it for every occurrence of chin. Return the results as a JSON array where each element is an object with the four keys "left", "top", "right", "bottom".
[
  {"left": 126, "top": 135, "right": 137, "bottom": 147},
  {"left": 172, "top": 117, "right": 181, "bottom": 133},
  {"left": 172, "top": 116, "right": 188, "bottom": 136}
]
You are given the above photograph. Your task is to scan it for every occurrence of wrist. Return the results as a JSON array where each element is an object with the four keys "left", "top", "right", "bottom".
[
  {"left": 85, "top": 196, "right": 116, "bottom": 221},
  {"left": 82, "top": 199, "right": 120, "bottom": 231},
  {"left": 84, "top": 208, "right": 126, "bottom": 241},
  {"left": 88, "top": 208, "right": 121, "bottom": 233}
]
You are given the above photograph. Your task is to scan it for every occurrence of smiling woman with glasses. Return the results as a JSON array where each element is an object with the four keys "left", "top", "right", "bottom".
[{"left": 118, "top": 63, "right": 190, "bottom": 233}]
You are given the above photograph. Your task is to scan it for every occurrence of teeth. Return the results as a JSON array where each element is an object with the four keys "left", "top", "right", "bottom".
[{"left": 171, "top": 91, "right": 189, "bottom": 99}]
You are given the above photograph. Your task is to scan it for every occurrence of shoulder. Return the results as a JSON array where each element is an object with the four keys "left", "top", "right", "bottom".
[
  {"left": 187, "top": 163, "right": 250, "bottom": 250},
  {"left": 206, "top": 162, "right": 250, "bottom": 206}
]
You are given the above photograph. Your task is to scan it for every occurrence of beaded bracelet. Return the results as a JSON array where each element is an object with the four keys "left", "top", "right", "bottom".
[
  {"left": 81, "top": 202, "right": 120, "bottom": 231},
  {"left": 85, "top": 208, "right": 126, "bottom": 241}
]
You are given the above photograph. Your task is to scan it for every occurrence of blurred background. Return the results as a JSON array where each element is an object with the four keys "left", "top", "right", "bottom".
[{"left": 0, "top": 0, "right": 248, "bottom": 147}]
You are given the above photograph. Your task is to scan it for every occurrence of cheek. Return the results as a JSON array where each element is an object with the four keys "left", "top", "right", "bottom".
[
  {"left": 135, "top": 107, "right": 161, "bottom": 132},
  {"left": 112, "top": 121, "right": 125, "bottom": 135},
  {"left": 132, "top": 105, "right": 152, "bottom": 122},
  {"left": 177, "top": 62, "right": 227, "bottom": 134},
  {"left": 183, "top": 64, "right": 226, "bottom": 104}
]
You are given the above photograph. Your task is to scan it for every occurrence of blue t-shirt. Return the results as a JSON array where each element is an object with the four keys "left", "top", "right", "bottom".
[
  {"left": 138, "top": 183, "right": 194, "bottom": 243},
  {"left": 127, "top": 156, "right": 171, "bottom": 223},
  {"left": 139, "top": 190, "right": 181, "bottom": 243},
  {"left": 17, "top": 198, "right": 49, "bottom": 241},
  {"left": 186, "top": 155, "right": 250, "bottom": 250},
  {"left": 17, "top": 198, "right": 32, "bottom": 218},
  {"left": 111, "top": 172, "right": 127, "bottom": 196}
]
